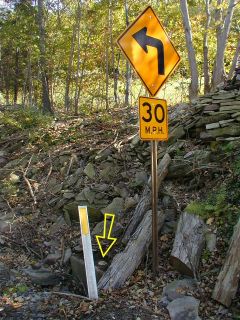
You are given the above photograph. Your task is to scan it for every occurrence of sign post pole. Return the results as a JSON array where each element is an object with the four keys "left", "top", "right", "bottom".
[{"left": 151, "top": 140, "right": 158, "bottom": 275}]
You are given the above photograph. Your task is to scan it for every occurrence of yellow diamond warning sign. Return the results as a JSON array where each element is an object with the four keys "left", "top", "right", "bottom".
[
  {"left": 139, "top": 97, "right": 168, "bottom": 141},
  {"left": 117, "top": 6, "right": 180, "bottom": 96}
]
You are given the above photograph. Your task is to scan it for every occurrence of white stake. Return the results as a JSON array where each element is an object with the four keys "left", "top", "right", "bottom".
[{"left": 78, "top": 206, "right": 98, "bottom": 300}]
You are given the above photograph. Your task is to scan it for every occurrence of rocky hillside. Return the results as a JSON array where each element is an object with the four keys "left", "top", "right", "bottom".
[{"left": 0, "top": 84, "right": 239, "bottom": 319}]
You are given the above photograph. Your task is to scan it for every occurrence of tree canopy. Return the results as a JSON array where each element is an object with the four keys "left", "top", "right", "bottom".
[{"left": 0, "top": 0, "right": 239, "bottom": 112}]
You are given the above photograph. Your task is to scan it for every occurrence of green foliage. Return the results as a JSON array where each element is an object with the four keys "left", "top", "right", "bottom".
[
  {"left": 0, "top": 178, "right": 19, "bottom": 198},
  {"left": 0, "top": 109, "right": 53, "bottom": 134},
  {"left": 3, "top": 283, "right": 29, "bottom": 296},
  {"left": 186, "top": 182, "right": 239, "bottom": 229},
  {"left": 232, "top": 154, "right": 240, "bottom": 176},
  {"left": 202, "top": 249, "right": 211, "bottom": 263},
  {"left": 0, "top": 0, "right": 239, "bottom": 110},
  {"left": 186, "top": 186, "right": 228, "bottom": 219},
  {"left": 220, "top": 141, "right": 240, "bottom": 154}
]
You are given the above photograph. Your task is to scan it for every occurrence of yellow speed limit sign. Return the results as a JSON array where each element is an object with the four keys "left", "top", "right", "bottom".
[{"left": 139, "top": 96, "right": 168, "bottom": 141}]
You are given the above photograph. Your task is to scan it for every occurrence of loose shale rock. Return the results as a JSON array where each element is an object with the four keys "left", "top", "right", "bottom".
[{"left": 167, "top": 296, "right": 201, "bottom": 320}]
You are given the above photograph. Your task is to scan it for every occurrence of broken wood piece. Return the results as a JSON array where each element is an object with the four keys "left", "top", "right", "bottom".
[
  {"left": 122, "top": 153, "right": 171, "bottom": 244},
  {"left": 212, "top": 217, "right": 240, "bottom": 307},
  {"left": 170, "top": 212, "right": 206, "bottom": 278},
  {"left": 22, "top": 170, "right": 37, "bottom": 205},
  {"left": 98, "top": 210, "right": 165, "bottom": 289}
]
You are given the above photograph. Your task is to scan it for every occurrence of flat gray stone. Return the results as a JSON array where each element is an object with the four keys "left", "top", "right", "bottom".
[
  {"left": 134, "top": 171, "right": 148, "bottom": 186},
  {"left": 201, "top": 125, "right": 240, "bottom": 138},
  {"left": 167, "top": 296, "right": 201, "bottom": 320},
  {"left": 99, "top": 163, "right": 120, "bottom": 182},
  {"left": 101, "top": 197, "right": 124, "bottom": 216},
  {"left": 203, "top": 104, "right": 219, "bottom": 112},
  {"left": 231, "top": 112, "right": 240, "bottom": 118},
  {"left": 212, "top": 92, "right": 236, "bottom": 100},
  {"left": 83, "top": 163, "right": 95, "bottom": 179},
  {"left": 168, "top": 126, "right": 185, "bottom": 143},
  {"left": 219, "top": 119, "right": 235, "bottom": 127},
  {"left": 75, "top": 191, "right": 87, "bottom": 201},
  {"left": 83, "top": 187, "right": 96, "bottom": 204},
  {"left": 24, "top": 268, "right": 61, "bottom": 286},
  {"left": 63, "top": 192, "right": 75, "bottom": 199},
  {"left": 220, "top": 105, "right": 240, "bottom": 112},
  {"left": 43, "top": 252, "right": 61, "bottom": 265},
  {"left": 220, "top": 101, "right": 240, "bottom": 106},
  {"left": 206, "top": 122, "right": 220, "bottom": 130},
  {"left": 196, "top": 113, "right": 229, "bottom": 127}
]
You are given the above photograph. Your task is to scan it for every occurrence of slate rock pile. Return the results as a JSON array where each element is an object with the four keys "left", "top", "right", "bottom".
[{"left": 167, "top": 88, "right": 240, "bottom": 143}]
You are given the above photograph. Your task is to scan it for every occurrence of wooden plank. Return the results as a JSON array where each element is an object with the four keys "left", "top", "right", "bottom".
[
  {"left": 170, "top": 212, "right": 206, "bottom": 278},
  {"left": 122, "top": 153, "right": 171, "bottom": 244},
  {"left": 212, "top": 217, "right": 240, "bottom": 307},
  {"left": 98, "top": 210, "right": 165, "bottom": 289}
]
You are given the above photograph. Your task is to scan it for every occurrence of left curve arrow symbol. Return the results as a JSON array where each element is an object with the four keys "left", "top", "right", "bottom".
[{"left": 133, "top": 26, "right": 165, "bottom": 75}]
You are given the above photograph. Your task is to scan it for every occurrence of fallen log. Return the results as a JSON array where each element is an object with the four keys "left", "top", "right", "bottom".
[
  {"left": 212, "top": 217, "right": 240, "bottom": 307},
  {"left": 170, "top": 212, "right": 206, "bottom": 278},
  {"left": 122, "top": 153, "right": 171, "bottom": 244},
  {"left": 98, "top": 210, "right": 165, "bottom": 289}
]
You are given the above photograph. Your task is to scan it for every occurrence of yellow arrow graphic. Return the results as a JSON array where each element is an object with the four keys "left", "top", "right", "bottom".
[{"left": 96, "top": 213, "right": 117, "bottom": 258}]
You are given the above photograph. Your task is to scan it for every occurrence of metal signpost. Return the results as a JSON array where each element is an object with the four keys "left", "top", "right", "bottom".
[{"left": 117, "top": 6, "right": 180, "bottom": 275}]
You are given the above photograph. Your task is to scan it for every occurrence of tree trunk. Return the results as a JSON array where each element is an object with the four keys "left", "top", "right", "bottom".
[
  {"left": 75, "top": 31, "right": 91, "bottom": 115},
  {"left": 14, "top": 48, "right": 19, "bottom": 104},
  {"left": 98, "top": 210, "right": 165, "bottom": 289},
  {"left": 203, "top": 0, "right": 211, "bottom": 94},
  {"left": 212, "top": 217, "right": 240, "bottom": 307},
  {"left": 170, "top": 212, "right": 206, "bottom": 279},
  {"left": 4, "top": 66, "right": 10, "bottom": 105},
  {"left": 105, "top": 12, "right": 109, "bottom": 110},
  {"left": 124, "top": 0, "right": 131, "bottom": 107},
  {"left": 114, "top": 53, "right": 120, "bottom": 105},
  {"left": 109, "top": 0, "right": 118, "bottom": 105},
  {"left": 122, "top": 153, "right": 171, "bottom": 244},
  {"left": 37, "top": 0, "right": 53, "bottom": 114},
  {"left": 180, "top": 0, "right": 199, "bottom": 100},
  {"left": 28, "top": 52, "right": 33, "bottom": 108},
  {"left": 227, "top": 37, "right": 240, "bottom": 80},
  {"left": 73, "top": 2, "right": 82, "bottom": 115},
  {"left": 212, "top": 0, "right": 237, "bottom": 89},
  {"left": 65, "top": 18, "right": 77, "bottom": 112}
]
